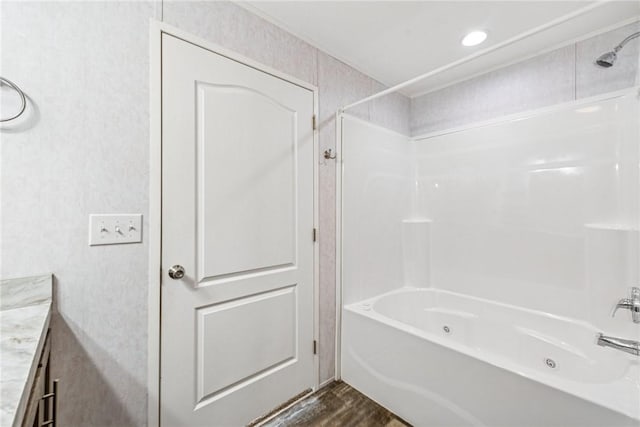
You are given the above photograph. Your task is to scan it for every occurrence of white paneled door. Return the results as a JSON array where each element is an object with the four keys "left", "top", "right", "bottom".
[{"left": 160, "top": 33, "right": 316, "bottom": 426}]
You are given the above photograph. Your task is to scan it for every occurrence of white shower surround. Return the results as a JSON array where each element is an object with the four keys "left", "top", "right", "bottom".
[{"left": 338, "top": 89, "right": 640, "bottom": 426}]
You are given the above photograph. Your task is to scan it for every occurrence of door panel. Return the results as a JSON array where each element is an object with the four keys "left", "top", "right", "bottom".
[
  {"left": 161, "top": 33, "right": 315, "bottom": 426},
  {"left": 196, "top": 285, "right": 297, "bottom": 403},
  {"left": 196, "top": 83, "right": 297, "bottom": 281}
]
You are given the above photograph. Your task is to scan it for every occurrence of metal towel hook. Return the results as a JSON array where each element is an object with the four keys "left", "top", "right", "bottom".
[
  {"left": 323, "top": 149, "right": 337, "bottom": 160},
  {"left": 0, "top": 76, "right": 27, "bottom": 122}
]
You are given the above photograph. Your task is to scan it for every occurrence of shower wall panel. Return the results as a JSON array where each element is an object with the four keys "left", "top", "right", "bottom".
[
  {"left": 341, "top": 116, "right": 411, "bottom": 305},
  {"left": 412, "top": 91, "right": 639, "bottom": 330}
]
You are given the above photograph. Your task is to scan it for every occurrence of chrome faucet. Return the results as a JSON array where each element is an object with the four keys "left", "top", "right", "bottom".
[
  {"left": 597, "top": 333, "right": 640, "bottom": 356},
  {"left": 612, "top": 287, "right": 640, "bottom": 323}
]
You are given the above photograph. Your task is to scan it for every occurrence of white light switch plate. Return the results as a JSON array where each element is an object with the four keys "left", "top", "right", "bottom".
[{"left": 89, "top": 214, "right": 143, "bottom": 246}]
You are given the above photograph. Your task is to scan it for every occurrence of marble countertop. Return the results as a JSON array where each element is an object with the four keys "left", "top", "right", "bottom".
[{"left": 0, "top": 275, "right": 52, "bottom": 427}]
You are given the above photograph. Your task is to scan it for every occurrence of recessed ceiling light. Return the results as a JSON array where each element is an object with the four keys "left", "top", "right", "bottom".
[{"left": 462, "top": 31, "right": 487, "bottom": 47}]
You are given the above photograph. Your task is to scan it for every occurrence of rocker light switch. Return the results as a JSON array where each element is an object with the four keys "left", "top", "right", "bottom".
[{"left": 89, "top": 214, "right": 142, "bottom": 246}]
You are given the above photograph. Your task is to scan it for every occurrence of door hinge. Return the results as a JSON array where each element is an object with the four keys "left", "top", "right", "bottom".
[
  {"left": 312, "top": 115, "right": 317, "bottom": 131},
  {"left": 313, "top": 340, "right": 317, "bottom": 355},
  {"left": 313, "top": 228, "right": 317, "bottom": 242}
]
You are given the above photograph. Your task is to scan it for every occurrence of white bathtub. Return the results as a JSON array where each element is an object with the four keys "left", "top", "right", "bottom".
[{"left": 341, "top": 288, "right": 640, "bottom": 427}]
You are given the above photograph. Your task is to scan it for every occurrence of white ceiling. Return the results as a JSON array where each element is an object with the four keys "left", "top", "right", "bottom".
[{"left": 241, "top": 1, "right": 640, "bottom": 97}]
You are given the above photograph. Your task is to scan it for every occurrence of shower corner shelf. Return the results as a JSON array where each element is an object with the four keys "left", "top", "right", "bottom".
[
  {"left": 402, "top": 218, "right": 432, "bottom": 224},
  {"left": 584, "top": 223, "right": 640, "bottom": 232}
]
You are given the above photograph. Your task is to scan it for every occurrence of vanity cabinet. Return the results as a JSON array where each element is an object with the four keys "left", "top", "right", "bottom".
[
  {"left": 22, "top": 330, "right": 58, "bottom": 427},
  {"left": 0, "top": 275, "right": 54, "bottom": 427}
]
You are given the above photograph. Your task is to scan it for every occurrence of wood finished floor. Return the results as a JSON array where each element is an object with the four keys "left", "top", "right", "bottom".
[{"left": 260, "top": 381, "right": 411, "bottom": 427}]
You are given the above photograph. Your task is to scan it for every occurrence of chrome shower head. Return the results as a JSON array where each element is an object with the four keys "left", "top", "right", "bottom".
[
  {"left": 595, "top": 31, "right": 639, "bottom": 68},
  {"left": 595, "top": 50, "right": 617, "bottom": 68}
]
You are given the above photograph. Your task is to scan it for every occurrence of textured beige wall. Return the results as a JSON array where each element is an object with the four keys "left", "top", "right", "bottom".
[
  {"left": 411, "top": 21, "right": 640, "bottom": 136},
  {"left": 1, "top": 2, "right": 157, "bottom": 425},
  {"left": 0, "top": 1, "right": 409, "bottom": 425}
]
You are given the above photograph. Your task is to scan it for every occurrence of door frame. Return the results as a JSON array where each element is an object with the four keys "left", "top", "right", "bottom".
[{"left": 148, "top": 20, "right": 320, "bottom": 427}]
